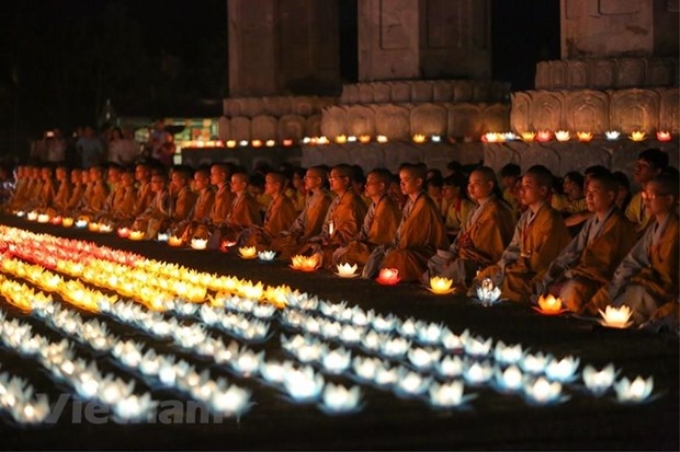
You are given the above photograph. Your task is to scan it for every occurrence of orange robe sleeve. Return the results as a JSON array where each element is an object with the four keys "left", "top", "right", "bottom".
[
  {"left": 457, "top": 199, "right": 515, "bottom": 267},
  {"left": 629, "top": 216, "right": 679, "bottom": 301},
  {"left": 263, "top": 195, "right": 297, "bottom": 237},
  {"left": 210, "top": 186, "right": 234, "bottom": 225}
]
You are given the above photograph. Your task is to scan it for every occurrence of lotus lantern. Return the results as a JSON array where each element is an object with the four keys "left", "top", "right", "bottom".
[
  {"left": 226, "top": 140, "right": 237, "bottom": 148},
  {"left": 265, "top": 139, "right": 276, "bottom": 147},
  {"left": 428, "top": 276, "right": 454, "bottom": 295},
  {"left": 128, "top": 230, "right": 145, "bottom": 241},
  {"left": 239, "top": 246, "right": 257, "bottom": 259},
  {"left": 614, "top": 376, "right": 654, "bottom": 403},
  {"left": 521, "top": 131, "right": 536, "bottom": 142},
  {"left": 412, "top": 134, "right": 426, "bottom": 144},
  {"left": 190, "top": 238, "right": 207, "bottom": 250},
  {"left": 99, "top": 223, "right": 113, "bottom": 233},
  {"left": 220, "top": 240, "right": 236, "bottom": 252},
  {"left": 598, "top": 305, "right": 633, "bottom": 328},
  {"left": 334, "top": 135, "right": 347, "bottom": 144},
  {"left": 536, "top": 130, "right": 552, "bottom": 142},
  {"left": 582, "top": 364, "right": 617, "bottom": 395},
  {"left": 483, "top": 132, "right": 503, "bottom": 143},
  {"left": 376, "top": 135, "right": 388, "bottom": 143},
  {"left": 629, "top": 130, "right": 646, "bottom": 142},
  {"left": 257, "top": 250, "right": 276, "bottom": 261},
  {"left": 116, "top": 227, "right": 130, "bottom": 238},
  {"left": 282, "top": 138, "right": 294, "bottom": 147},
  {"left": 523, "top": 376, "right": 563, "bottom": 404},
  {"left": 251, "top": 139, "right": 263, "bottom": 148},
  {"left": 336, "top": 262, "right": 358, "bottom": 278},
  {"left": 15, "top": 210, "right": 26, "bottom": 218},
  {"left": 209, "top": 385, "right": 251, "bottom": 415},
  {"left": 290, "top": 254, "right": 319, "bottom": 272},
  {"left": 576, "top": 131, "right": 593, "bottom": 142},
  {"left": 358, "top": 134, "right": 371, "bottom": 144},
  {"left": 431, "top": 135, "right": 442, "bottom": 142},
  {"left": 605, "top": 130, "right": 621, "bottom": 140},
  {"left": 37, "top": 213, "right": 50, "bottom": 223},
  {"left": 428, "top": 381, "right": 469, "bottom": 407},
  {"left": 75, "top": 219, "right": 88, "bottom": 228},
  {"left": 376, "top": 268, "right": 400, "bottom": 285},
  {"left": 27, "top": 211, "right": 38, "bottom": 221},
  {"left": 157, "top": 232, "right": 169, "bottom": 242},
  {"left": 475, "top": 278, "right": 501, "bottom": 306},
  {"left": 656, "top": 130, "right": 671, "bottom": 142},
  {"left": 495, "top": 365, "right": 524, "bottom": 391},
  {"left": 87, "top": 222, "right": 101, "bottom": 232},
  {"left": 535, "top": 294, "right": 566, "bottom": 315},
  {"left": 321, "top": 384, "right": 361, "bottom": 413},
  {"left": 555, "top": 130, "right": 570, "bottom": 142}
]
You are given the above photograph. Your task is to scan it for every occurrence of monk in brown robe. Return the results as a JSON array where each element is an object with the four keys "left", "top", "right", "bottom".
[
  {"left": 5, "top": 166, "right": 29, "bottom": 212},
  {"left": 64, "top": 168, "right": 85, "bottom": 216},
  {"left": 270, "top": 166, "right": 332, "bottom": 259},
  {"left": 20, "top": 166, "right": 44, "bottom": 211},
  {"left": 166, "top": 166, "right": 198, "bottom": 234},
  {"left": 36, "top": 166, "right": 57, "bottom": 211},
  {"left": 132, "top": 172, "right": 171, "bottom": 239},
  {"left": 78, "top": 166, "right": 110, "bottom": 219},
  {"left": 332, "top": 168, "right": 401, "bottom": 269},
  {"left": 625, "top": 149, "right": 668, "bottom": 236},
  {"left": 424, "top": 166, "right": 515, "bottom": 290},
  {"left": 176, "top": 167, "right": 215, "bottom": 243},
  {"left": 474, "top": 165, "right": 571, "bottom": 302},
  {"left": 49, "top": 165, "right": 72, "bottom": 216},
  {"left": 298, "top": 164, "right": 368, "bottom": 268},
  {"left": 589, "top": 173, "right": 679, "bottom": 325},
  {"left": 237, "top": 171, "right": 297, "bottom": 250},
  {"left": 130, "top": 163, "right": 154, "bottom": 221},
  {"left": 97, "top": 169, "right": 138, "bottom": 226},
  {"left": 363, "top": 163, "right": 448, "bottom": 282},
  {"left": 215, "top": 171, "right": 262, "bottom": 243},
  {"left": 193, "top": 163, "right": 235, "bottom": 244},
  {"left": 536, "top": 173, "right": 637, "bottom": 314}
]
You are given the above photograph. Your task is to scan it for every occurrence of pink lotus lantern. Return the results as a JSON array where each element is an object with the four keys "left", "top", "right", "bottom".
[
  {"left": 376, "top": 268, "right": 400, "bottom": 286},
  {"left": 656, "top": 131, "right": 672, "bottom": 142},
  {"left": 536, "top": 130, "right": 552, "bottom": 142},
  {"left": 117, "top": 227, "right": 130, "bottom": 238}
]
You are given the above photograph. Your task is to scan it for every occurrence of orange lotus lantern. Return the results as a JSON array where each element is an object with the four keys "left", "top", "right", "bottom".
[
  {"left": 282, "top": 138, "right": 294, "bottom": 147},
  {"left": 534, "top": 294, "right": 567, "bottom": 315},
  {"left": 117, "top": 227, "right": 130, "bottom": 238},
  {"left": 251, "top": 139, "right": 263, "bottom": 148},
  {"left": 128, "top": 230, "right": 145, "bottom": 241},
  {"left": 335, "top": 135, "right": 347, "bottom": 144},
  {"left": 629, "top": 131, "right": 646, "bottom": 142},
  {"left": 521, "top": 131, "right": 536, "bottom": 142},
  {"left": 62, "top": 217, "right": 75, "bottom": 228},
  {"left": 238, "top": 246, "right": 257, "bottom": 259},
  {"left": 428, "top": 276, "right": 454, "bottom": 295},
  {"left": 536, "top": 130, "right": 552, "bottom": 142},
  {"left": 555, "top": 130, "right": 571, "bottom": 142},
  {"left": 376, "top": 268, "right": 400, "bottom": 285},
  {"left": 290, "top": 254, "right": 319, "bottom": 272},
  {"left": 358, "top": 135, "right": 371, "bottom": 144},
  {"left": 576, "top": 131, "right": 593, "bottom": 142},
  {"left": 412, "top": 134, "right": 426, "bottom": 144},
  {"left": 656, "top": 131, "right": 672, "bottom": 142},
  {"left": 88, "top": 222, "right": 101, "bottom": 232},
  {"left": 168, "top": 236, "right": 183, "bottom": 247}
]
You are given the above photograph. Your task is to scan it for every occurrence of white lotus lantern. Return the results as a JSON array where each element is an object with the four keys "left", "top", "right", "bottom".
[
  {"left": 98, "top": 377, "right": 135, "bottom": 405},
  {"left": 395, "top": 370, "right": 431, "bottom": 396},
  {"left": 545, "top": 356, "right": 580, "bottom": 383},
  {"left": 283, "top": 366, "right": 324, "bottom": 401},
  {"left": 417, "top": 322, "right": 444, "bottom": 345},
  {"left": 598, "top": 305, "right": 633, "bottom": 329},
  {"left": 475, "top": 278, "right": 501, "bottom": 306},
  {"left": 190, "top": 238, "right": 208, "bottom": 250},
  {"left": 372, "top": 313, "right": 398, "bottom": 332},
  {"left": 379, "top": 336, "right": 410, "bottom": 358},
  {"left": 336, "top": 263, "right": 358, "bottom": 278},
  {"left": 339, "top": 324, "right": 363, "bottom": 344},
  {"left": 494, "top": 365, "right": 524, "bottom": 391},
  {"left": 605, "top": 130, "right": 621, "bottom": 141},
  {"left": 351, "top": 306, "right": 373, "bottom": 326},
  {"left": 435, "top": 355, "right": 465, "bottom": 378},
  {"left": 321, "top": 384, "right": 362, "bottom": 413},
  {"left": 407, "top": 347, "right": 442, "bottom": 371},
  {"left": 321, "top": 347, "right": 351, "bottom": 374},
  {"left": 352, "top": 356, "right": 380, "bottom": 381},
  {"left": 493, "top": 341, "right": 524, "bottom": 365},
  {"left": 260, "top": 360, "right": 290, "bottom": 385},
  {"left": 374, "top": 363, "right": 399, "bottom": 387},
  {"left": 520, "top": 352, "right": 552, "bottom": 374},
  {"left": 614, "top": 376, "right": 654, "bottom": 403},
  {"left": 14, "top": 396, "right": 50, "bottom": 424},
  {"left": 37, "top": 213, "right": 50, "bottom": 223},
  {"left": 441, "top": 328, "right": 465, "bottom": 351},
  {"left": 463, "top": 360, "right": 493, "bottom": 385},
  {"left": 463, "top": 335, "right": 493, "bottom": 357},
  {"left": 320, "top": 320, "right": 342, "bottom": 339},
  {"left": 75, "top": 219, "right": 88, "bottom": 228},
  {"left": 257, "top": 250, "right": 276, "bottom": 261},
  {"left": 582, "top": 364, "right": 617, "bottom": 396},
  {"left": 27, "top": 211, "right": 38, "bottom": 221},
  {"left": 210, "top": 384, "right": 251, "bottom": 415},
  {"left": 428, "top": 381, "right": 469, "bottom": 407},
  {"left": 523, "top": 376, "right": 563, "bottom": 404},
  {"left": 361, "top": 330, "right": 382, "bottom": 351},
  {"left": 113, "top": 393, "right": 156, "bottom": 421}
]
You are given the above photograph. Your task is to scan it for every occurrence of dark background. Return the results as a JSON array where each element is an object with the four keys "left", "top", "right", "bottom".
[{"left": 0, "top": 0, "right": 559, "bottom": 157}]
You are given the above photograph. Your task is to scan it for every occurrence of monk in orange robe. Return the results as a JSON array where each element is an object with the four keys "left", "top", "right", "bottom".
[
  {"left": 64, "top": 168, "right": 85, "bottom": 216},
  {"left": 166, "top": 166, "right": 198, "bottom": 234},
  {"left": 363, "top": 163, "right": 448, "bottom": 282},
  {"left": 5, "top": 166, "right": 29, "bottom": 212},
  {"left": 129, "top": 163, "right": 154, "bottom": 221},
  {"left": 536, "top": 173, "right": 637, "bottom": 314},
  {"left": 424, "top": 166, "right": 515, "bottom": 290},
  {"left": 77, "top": 166, "right": 110, "bottom": 219},
  {"left": 625, "top": 149, "right": 668, "bottom": 236},
  {"left": 97, "top": 169, "right": 138, "bottom": 226},
  {"left": 297, "top": 164, "right": 368, "bottom": 268},
  {"left": 238, "top": 171, "right": 297, "bottom": 249},
  {"left": 589, "top": 173, "right": 678, "bottom": 325},
  {"left": 475, "top": 166, "right": 571, "bottom": 302},
  {"left": 175, "top": 168, "right": 215, "bottom": 243},
  {"left": 332, "top": 168, "right": 401, "bottom": 269},
  {"left": 50, "top": 165, "right": 72, "bottom": 216},
  {"left": 270, "top": 166, "right": 332, "bottom": 259},
  {"left": 36, "top": 166, "right": 57, "bottom": 211},
  {"left": 192, "top": 163, "right": 235, "bottom": 245},
  {"left": 19, "top": 166, "right": 44, "bottom": 211},
  {"left": 215, "top": 171, "right": 262, "bottom": 243},
  {"left": 132, "top": 172, "right": 171, "bottom": 239}
]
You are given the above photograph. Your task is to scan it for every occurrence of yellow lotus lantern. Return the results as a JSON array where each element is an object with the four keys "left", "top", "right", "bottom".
[
  {"left": 128, "top": 230, "right": 145, "bottom": 241},
  {"left": 521, "top": 131, "right": 536, "bottom": 142},
  {"left": 265, "top": 139, "right": 276, "bottom": 147},
  {"left": 376, "top": 135, "right": 388, "bottom": 143},
  {"left": 358, "top": 135, "right": 371, "bottom": 144},
  {"left": 167, "top": 236, "right": 183, "bottom": 247},
  {"left": 598, "top": 305, "right": 633, "bottom": 329},
  {"left": 534, "top": 294, "right": 566, "bottom": 315},
  {"left": 335, "top": 135, "right": 347, "bottom": 144},
  {"left": 629, "top": 131, "right": 646, "bottom": 142},
  {"left": 412, "top": 134, "right": 426, "bottom": 144},
  {"left": 99, "top": 223, "right": 113, "bottom": 233},
  {"left": 238, "top": 246, "right": 257, "bottom": 259},
  {"left": 88, "top": 222, "right": 101, "bottom": 232},
  {"left": 226, "top": 140, "right": 237, "bottom": 148},
  {"left": 577, "top": 131, "right": 593, "bottom": 142},
  {"left": 290, "top": 254, "right": 319, "bottom": 272},
  {"left": 555, "top": 130, "right": 571, "bottom": 142},
  {"left": 428, "top": 276, "right": 454, "bottom": 295}
]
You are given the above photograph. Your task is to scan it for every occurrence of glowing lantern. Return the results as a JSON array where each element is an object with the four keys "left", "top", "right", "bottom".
[
  {"left": 335, "top": 135, "right": 347, "bottom": 144},
  {"left": 99, "top": 224, "right": 113, "bottom": 233},
  {"left": 190, "top": 238, "right": 207, "bottom": 250},
  {"left": 27, "top": 211, "right": 39, "bottom": 221},
  {"left": 431, "top": 135, "right": 442, "bottom": 143},
  {"left": 347, "top": 135, "right": 357, "bottom": 142},
  {"left": 475, "top": 278, "right": 501, "bottom": 306},
  {"left": 265, "top": 139, "right": 276, "bottom": 147},
  {"left": 238, "top": 246, "right": 257, "bottom": 259},
  {"left": 534, "top": 294, "right": 566, "bottom": 315},
  {"left": 412, "top": 134, "right": 426, "bottom": 144},
  {"left": 335, "top": 263, "right": 358, "bottom": 278},
  {"left": 555, "top": 130, "right": 570, "bottom": 142},
  {"left": 219, "top": 240, "right": 236, "bottom": 253},
  {"left": 88, "top": 222, "right": 101, "bottom": 232},
  {"left": 257, "top": 250, "right": 276, "bottom": 262},
  {"left": 598, "top": 305, "right": 633, "bottom": 329},
  {"left": 376, "top": 268, "right": 400, "bottom": 285},
  {"left": 656, "top": 131, "right": 672, "bottom": 142},
  {"left": 358, "top": 135, "right": 371, "bottom": 144},
  {"left": 290, "top": 254, "right": 319, "bottom": 272},
  {"left": 282, "top": 139, "right": 294, "bottom": 147},
  {"left": 536, "top": 130, "right": 552, "bottom": 142},
  {"left": 629, "top": 131, "right": 646, "bottom": 142},
  {"left": 576, "top": 131, "right": 593, "bottom": 142},
  {"left": 116, "top": 227, "right": 130, "bottom": 238},
  {"left": 128, "top": 231, "right": 145, "bottom": 241},
  {"left": 251, "top": 140, "right": 263, "bottom": 148},
  {"left": 428, "top": 276, "right": 454, "bottom": 295},
  {"left": 521, "top": 131, "right": 536, "bottom": 142},
  {"left": 614, "top": 376, "right": 654, "bottom": 403},
  {"left": 37, "top": 214, "right": 50, "bottom": 223},
  {"left": 168, "top": 236, "right": 183, "bottom": 247},
  {"left": 376, "top": 135, "right": 388, "bottom": 143},
  {"left": 317, "top": 136, "right": 330, "bottom": 145},
  {"left": 157, "top": 232, "right": 169, "bottom": 242},
  {"left": 605, "top": 130, "right": 621, "bottom": 141},
  {"left": 50, "top": 216, "right": 63, "bottom": 226},
  {"left": 226, "top": 140, "right": 237, "bottom": 148}
]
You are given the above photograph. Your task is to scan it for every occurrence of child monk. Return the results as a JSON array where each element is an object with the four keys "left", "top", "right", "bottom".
[
  {"left": 216, "top": 170, "right": 262, "bottom": 243},
  {"left": 237, "top": 171, "right": 297, "bottom": 250},
  {"left": 64, "top": 168, "right": 84, "bottom": 216},
  {"left": 193, "top": 163, "right": 235, "bottom": 246},
  {"left": 78, "top": 166, "right": 110, "bottom": 220},
  {"left": 625, "top": 148, "right": 668, "bottom": 235},
  {"left": 270, "top": 166, "right": 332, "bottom": 259},
  {"left": 424, "top": 166, "right": 515, "bottom": 291},
  {"left": 132, "top": 172, "right": 171, "bottom": 239},
  {"left": 332, "top": 168, "right": 401, "bottom": 269},
  {"left": 131, "top": 163, "right": 154, "bottom": 220},
  {"left": 50, "top": 165, "right": 72, "bottom": 216},
  {"left": 536, "top": 172, "right": 637, "bottom": 313},
  {"left": 441, "top": 173, "right": 475, "bottom": 240},
  {"left": 96, "top": 168, "right": 137, "bottom": 226},
  {"left": 589, "top": 173, "right": 678, "bottom": 325},
  {"left": 474, "top": 165, "right": 571, "bottom": 302},
  {"left": 175, "top": 167, "right": 215, "bottom": 243},
  {"left": 298, "top": 164, "right": 368, "bottom": 268},
  {"left": 363, "top": 163, "right": 448, "bottom": 282}
]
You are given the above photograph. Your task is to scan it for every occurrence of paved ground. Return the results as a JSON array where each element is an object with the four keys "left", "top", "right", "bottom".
[{"left": 0, "top": 215, "right": 678, "bottom": 451}]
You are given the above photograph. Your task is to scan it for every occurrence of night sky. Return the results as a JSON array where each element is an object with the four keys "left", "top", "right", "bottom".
[{"left": 0, "top": 0, "right": 559, "bottom": 149}]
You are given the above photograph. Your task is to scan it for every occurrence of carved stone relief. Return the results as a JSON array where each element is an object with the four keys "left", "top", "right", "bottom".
[
  {"left": 230, "top": 117, "right": 251, "bottom": 141},
  {"left": 251, "top": 115, "right": 278, "bottom": 140},
  {"left": 510, "top": 92, "right": 532, "bottom": 133},
  {"left": 278, "top": 115, "right": 307, "bottom": 140},
  {"left": 659, "top": 88, "right": 680, "bottom": 132},
  {"left": 374, "top": 104, "right": 411, "bottom": 140},
  {"left": 615, "top": 58, "right": 647, "bottom": 88},
  {"left": 346, "top": 105, "right": 376, "bottom": 136},
  {"left": 217, "top": 116, "right": 230, "bottom": 141},
  {"left": 530, "top": 91, "right": 565, "bottom": 131},
  {"left": 565, "top": 90, "right": 609, "bottom": 133},
  {"left": 448, "top": 103, "right": 483, "bottom": 137},
  {"left": 320, "top": 106, "right": 348, "bottom": 138},
  {"left": 410, "top": 103, "right": 448, "bottom": 136},
  {"left": 483, "top": 104, "right": 511, "bottom": 133},
  {"left": 610, "top": 89, "right": 660, "bottom": 133}
]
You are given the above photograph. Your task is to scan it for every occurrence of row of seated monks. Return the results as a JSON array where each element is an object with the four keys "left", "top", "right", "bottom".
[{"left": 4, "top": 151, "right": 678, "bottom": 332}]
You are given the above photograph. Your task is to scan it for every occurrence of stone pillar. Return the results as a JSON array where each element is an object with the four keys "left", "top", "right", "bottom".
[
  {"left": 228, "top": 0, "right": 341, "bottom": 97},
  {"left": 358, "top": 0, "right": 491, "bottom": 82},
  {"left": 561, "top": 0, "right": 679, "bottom": 59}
]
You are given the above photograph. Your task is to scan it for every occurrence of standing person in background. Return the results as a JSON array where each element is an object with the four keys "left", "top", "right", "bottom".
[
  {"left": 148, "top": 119, "right": 169, "bottom": 162},
  {"left": 46, "top": 129, "right": 66, "bottom": 164},
  {"left": 76, "top": 125, "right": 105, "bottom": 169},
  {"left": 108, "top": 127, "right": 141, "bottom": 166}
]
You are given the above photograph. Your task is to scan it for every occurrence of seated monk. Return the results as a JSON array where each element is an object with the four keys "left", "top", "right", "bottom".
[
  {"left": 132, "top": 172, "right": 171, "bottom": 239},
  {"left": 536, "top": 173, "right": 637, "bottom": 314},
  {"left": 212, "top": 170, "right": 262, "bottom": 244},
  {"left": 363, "top": 163, "right": 448, "bottom": 282},
  {"left": 423, "top": 166, "right": 515, "bottom": 291},
  {"left": 129, "top": 163, "right": 154, "bottom": 222},
  {"left": 626, "top": 148, "right": 669, "bottom": 236},
  {"left": 474, "top": 165, "right": 571, "bottom": 302},
  {"left": 63, "top": 168, "right": 85, "bottom": 217},
  {"left": 48, "top": 165, "right": 72, "bottom": 217},
  {"left": 441, "top": 173, "right": 475, "bottom": 240},
  {"left": 194, "top": 163, "right": 235, "bottom": 245},
  {"left": 19, "top": 166, "right": 44, "bottom": 212},
  {"left": 332, "top": 168, "right": 401, "bottom": 269},
  {"left": 4, "top": 165, "right": 29, "bottom": 213},
  {"left": 35, "top": 165, "right": 57, "bottom": 213},
  {"left": 165, "top": 166, "right": 198, "bottom": 235},
  {"left": 97, "top": 168, "right": 138, "bottom": 227},
  {"left": 237, "top": 171, "right": 297, "bottom": 250},
  {"left": 270, "top": 166, "right": 332, "bottom": 259},
  {"left": 588, "top": 173, "right": 678, "bottom": 325},
  {"left": 297, "top": 164, "right": 368, "bottom": 268},
  {"left": 77, "top": 166, "right": 110, "bottom": 220},
  {"left": 175, "top": 167, "right": 215, "bottom": 244}
]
